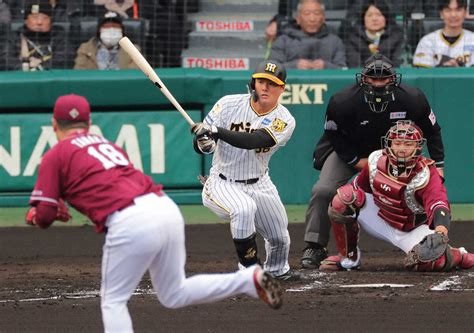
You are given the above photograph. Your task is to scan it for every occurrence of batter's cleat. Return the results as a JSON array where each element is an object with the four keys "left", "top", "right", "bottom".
[
  {"left": 274, "top": 269, "right": 301, "bottom": 282},
  {"left": 320, "top": 248, "right": 361, "bottom": 271},
  {"left": 301, "top": 246, "right": 328, "bottom": 269},
  {"left": 459, "top": 247, "right": 474, "bottom": 269},
  {"left": 253, "top": 267, "right": 283, "bottom": 309}
]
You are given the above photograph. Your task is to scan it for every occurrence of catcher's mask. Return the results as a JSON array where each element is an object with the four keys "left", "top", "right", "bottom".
[
  {"left": 248, "top": 60, "right": 286, "bottom": 101},
  {"left": 383, "top": 120, "right": 425, "bottom": 175},
  {"left": 356, "top": 54, "right": 401, "bottom": 113}
]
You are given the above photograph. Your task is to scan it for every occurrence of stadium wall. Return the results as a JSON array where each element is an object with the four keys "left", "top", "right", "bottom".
[{"left": 0, "top": 68, "right": 473, "bottom": 206}]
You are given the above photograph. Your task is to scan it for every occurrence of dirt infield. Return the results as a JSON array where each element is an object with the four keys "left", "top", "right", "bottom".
[{"left": 1, "top": 222, "right": 473, "bottom": 332}]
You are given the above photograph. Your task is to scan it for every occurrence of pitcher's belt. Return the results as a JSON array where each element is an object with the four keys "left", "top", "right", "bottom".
[{"left": 219, "top": 173, "right": 259, "bottom": 185}]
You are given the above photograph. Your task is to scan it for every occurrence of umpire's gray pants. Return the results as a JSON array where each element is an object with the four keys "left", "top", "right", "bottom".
[{"left": 304, "top": 151, "right": 357, "bottom": 246}]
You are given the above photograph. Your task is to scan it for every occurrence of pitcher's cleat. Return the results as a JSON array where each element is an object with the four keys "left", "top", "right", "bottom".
[{"left": 253, "top": 267, "right": 283, "bottom": 309}]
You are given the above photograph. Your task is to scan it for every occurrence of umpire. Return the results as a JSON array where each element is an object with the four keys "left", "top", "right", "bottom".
[{"left": 301, "top": 53, "right": 445, "bottom": 269}]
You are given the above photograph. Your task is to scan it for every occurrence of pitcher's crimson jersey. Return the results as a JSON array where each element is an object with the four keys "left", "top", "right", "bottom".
[
  {"left": 29, "top": 131, "right": 162, "bottom": 232},
  {"left": 204, "top": 94, "right": 296, "bottom": 179},
  {"left": 413, "top": 29, "right": 474, "bottom": 67}
]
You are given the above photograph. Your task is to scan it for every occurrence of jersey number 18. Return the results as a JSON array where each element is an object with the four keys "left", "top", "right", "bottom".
[{"left": 87, "top": 144, "right": 129, "bottom": 169}]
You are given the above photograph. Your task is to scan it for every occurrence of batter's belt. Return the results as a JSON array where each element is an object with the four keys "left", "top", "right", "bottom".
[{"left": 219, "top": 173, "right": 259, "bottom": 185}]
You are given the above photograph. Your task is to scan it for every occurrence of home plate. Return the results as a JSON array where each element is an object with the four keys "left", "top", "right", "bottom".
[{"left": 339, "top": 283, "right": 414, "bottom": 288}]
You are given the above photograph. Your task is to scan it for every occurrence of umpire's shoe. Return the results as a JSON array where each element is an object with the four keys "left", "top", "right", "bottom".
[
  {"left": 254, "top": 267, "right": 283, "bottom": 309},
  {"left": 301, "top": 245, "right": 328, "bottom": 269},
  {"left": 274, "top": 269, "right": 301, "bottom": 282}
]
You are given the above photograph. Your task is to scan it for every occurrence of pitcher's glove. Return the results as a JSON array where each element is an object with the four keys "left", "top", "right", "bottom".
[
  {"left": 56, "top": 199, "right": 72, "bottom": 222},
  {"left": 406, "top": 232, "right": 449, "bottom": 266},
  {"left": 25, "top": 199, "right": 71, "bottom": 226}
]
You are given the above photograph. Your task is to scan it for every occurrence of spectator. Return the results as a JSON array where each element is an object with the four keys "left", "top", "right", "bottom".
[
  {"left": 9, "top": 0, "right": 82, "bottom": 22},
  {"left": 85, "top": 0, "right": 135, "bottom": 19},
  {"left": 74, "top": 11, "right": 138, "bottom": 70},
  {"left": 269, "top": 0, "right": 346, "bottom": 69},
  {"left": 0, "top": 0, "right": 11, "bottom": 24},
  {"left": 345, "top": 1, "right": 404, "bottom": 68},
  {"left": 413, "top": 0, "right": 474, "bottom": 67},
  {"left": 265, "top": 0, "right": 299, "bottom": 43},
  {"left": 2, "top": 0, "right": 69, "bottom": 71}
]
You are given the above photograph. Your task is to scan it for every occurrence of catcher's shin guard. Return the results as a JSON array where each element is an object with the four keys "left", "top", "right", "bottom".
[
  {"left": 328, "top": 201, "right": 360, "bottom": 258},
  {"left": 233, "top": 233, "right": 261, "bottom": 267}
]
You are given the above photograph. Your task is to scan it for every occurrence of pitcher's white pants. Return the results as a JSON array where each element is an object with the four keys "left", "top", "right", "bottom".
[{"left": 101, "top": 193, "right": 259, "bottom": 333}]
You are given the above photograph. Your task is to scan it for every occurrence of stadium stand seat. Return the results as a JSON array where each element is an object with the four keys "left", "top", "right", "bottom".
[{"left": 325, "top": 20, "right": 342, "bottom": 35}]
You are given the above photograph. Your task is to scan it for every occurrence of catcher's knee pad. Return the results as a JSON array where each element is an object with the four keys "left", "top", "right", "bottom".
[{"left": 233, "top": 233, "right": 261, "bottom": 267}]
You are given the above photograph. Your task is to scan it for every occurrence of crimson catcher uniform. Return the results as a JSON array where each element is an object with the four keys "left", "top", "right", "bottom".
[{"left": 321, "top": 121, "right": 474, "bottom": 272}]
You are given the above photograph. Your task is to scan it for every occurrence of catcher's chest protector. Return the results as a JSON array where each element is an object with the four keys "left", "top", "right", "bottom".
[{"left": 368, "top": 152, "right": 429, "bottom": 231}]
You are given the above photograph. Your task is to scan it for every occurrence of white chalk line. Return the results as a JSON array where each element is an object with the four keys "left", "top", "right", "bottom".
[
  {"left": 287, "top": 270, "right": 474, "bottom": 293},
  {"left": 0, "top": 288, "right": 156, "bottom": 304},
  {"left": 429, "top": 272, "right": 474, "bottom": 291}
]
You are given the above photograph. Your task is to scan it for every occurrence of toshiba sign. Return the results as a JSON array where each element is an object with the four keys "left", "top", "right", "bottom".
[
  {"left": 183, "top": 57, "right": 250, "bottom": 70},
  {"left": 196, "top": 20, "right": 254, "bottom": 32}
]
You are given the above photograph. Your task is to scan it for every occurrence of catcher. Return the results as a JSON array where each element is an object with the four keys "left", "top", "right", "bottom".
[{"left": 321, "top": 120, "right": 474, "bottom": 272}]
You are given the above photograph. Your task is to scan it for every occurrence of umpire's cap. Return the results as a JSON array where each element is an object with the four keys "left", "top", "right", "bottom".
[
  {"left": 53, "top": 94, "right": 90, "bottom": 122},
  {"left": 252, "top": 60, "right": 286, "bottom": 86}
]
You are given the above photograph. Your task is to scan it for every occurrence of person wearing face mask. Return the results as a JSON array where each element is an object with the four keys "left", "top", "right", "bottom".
[{"left": 74, "top": 11, "right": 138, "bottom": 70}]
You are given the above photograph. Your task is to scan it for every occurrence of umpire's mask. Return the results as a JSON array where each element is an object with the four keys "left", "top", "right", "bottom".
[{"left": 356, "top": 54, "right": 401, "bottom": 113}]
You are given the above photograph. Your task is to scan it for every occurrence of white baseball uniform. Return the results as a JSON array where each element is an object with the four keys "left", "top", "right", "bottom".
[
  {"left": 413, "top": 29, "right": 474, "bottom": 67},
  {"left": 201, "top": 94, "right": 296, "bottom": 276}
]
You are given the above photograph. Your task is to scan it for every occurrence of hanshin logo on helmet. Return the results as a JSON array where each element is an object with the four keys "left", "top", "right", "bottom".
[{"left": 252, "top": 60, "right": 286, "bottom": 86}]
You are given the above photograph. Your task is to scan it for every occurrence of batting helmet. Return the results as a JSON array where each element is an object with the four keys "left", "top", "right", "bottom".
[
  {"left": 250, "top": 60, "right": 286, "bottom": 88},
  {"left": 383, "top": 120, "right": 425, "bottom": 174},
  {"left": 356, "top": 54, "right": 401, "bottom": 113}
]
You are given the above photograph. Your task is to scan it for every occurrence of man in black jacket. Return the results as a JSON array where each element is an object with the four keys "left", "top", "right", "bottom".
[
  {"left": 3, "top": 0, "right": 69, "bottom": 71},
  {"left": 301, "top": 53, "right": 445, "bottom": 269}
]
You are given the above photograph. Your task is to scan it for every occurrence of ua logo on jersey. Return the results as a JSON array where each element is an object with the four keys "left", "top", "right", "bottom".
[
  {"left": 380, "top": 184, "right": 391, "bottom": 192},
  {"left": 265, "top": 62, "right": 277, "bottom": 73}
]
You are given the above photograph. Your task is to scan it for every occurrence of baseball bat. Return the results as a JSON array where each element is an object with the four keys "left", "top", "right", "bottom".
[{"left": 119, "top": 37, "right": 195, "bottom": 126}]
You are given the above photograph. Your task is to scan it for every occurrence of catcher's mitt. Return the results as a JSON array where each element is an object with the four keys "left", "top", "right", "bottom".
[{"left": 406, "top": 232, "right": 449, "bottom": 266}]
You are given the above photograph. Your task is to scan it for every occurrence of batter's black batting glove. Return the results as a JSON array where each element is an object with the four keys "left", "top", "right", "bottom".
[{"left": 190, "top": 122, "right": 218, "bottom": 137}]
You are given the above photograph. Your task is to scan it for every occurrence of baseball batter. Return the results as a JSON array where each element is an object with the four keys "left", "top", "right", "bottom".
[
  {"left": 413, "top": 0, "right": 474, "bottom": 68},
  {"left": 190, "top": 60, "right": 299, "bottom": 281},
  {"left": 320, "top": 121, "right": 474, "bottom": 271},
  {"left": 26, "top": 94, "right": 283, "bottom": 332}
]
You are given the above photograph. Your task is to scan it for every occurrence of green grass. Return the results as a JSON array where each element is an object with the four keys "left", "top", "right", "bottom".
[{"left": 0, "top": 204, "right": 472, "bottom": 227}]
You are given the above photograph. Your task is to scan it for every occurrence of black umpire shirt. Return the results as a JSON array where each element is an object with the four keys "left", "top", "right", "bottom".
[{"left": 319, "top": 83, "right": 444, "bottom": 168}]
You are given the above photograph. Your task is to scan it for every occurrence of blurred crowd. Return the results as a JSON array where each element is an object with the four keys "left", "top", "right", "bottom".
[
  {"left": 0, "top": 0, "right": 197, "bottom": 70},
  {"left": 0, "top": 0, "right": 472, "bottom": 71}
]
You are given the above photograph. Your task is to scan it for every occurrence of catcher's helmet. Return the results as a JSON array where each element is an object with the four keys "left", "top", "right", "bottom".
[
  {"left": 383, "top": 120, "right": 425, "bottom": 175},
  {"left": 356, "top": 54, "right": 401, "bottom": 113}
]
